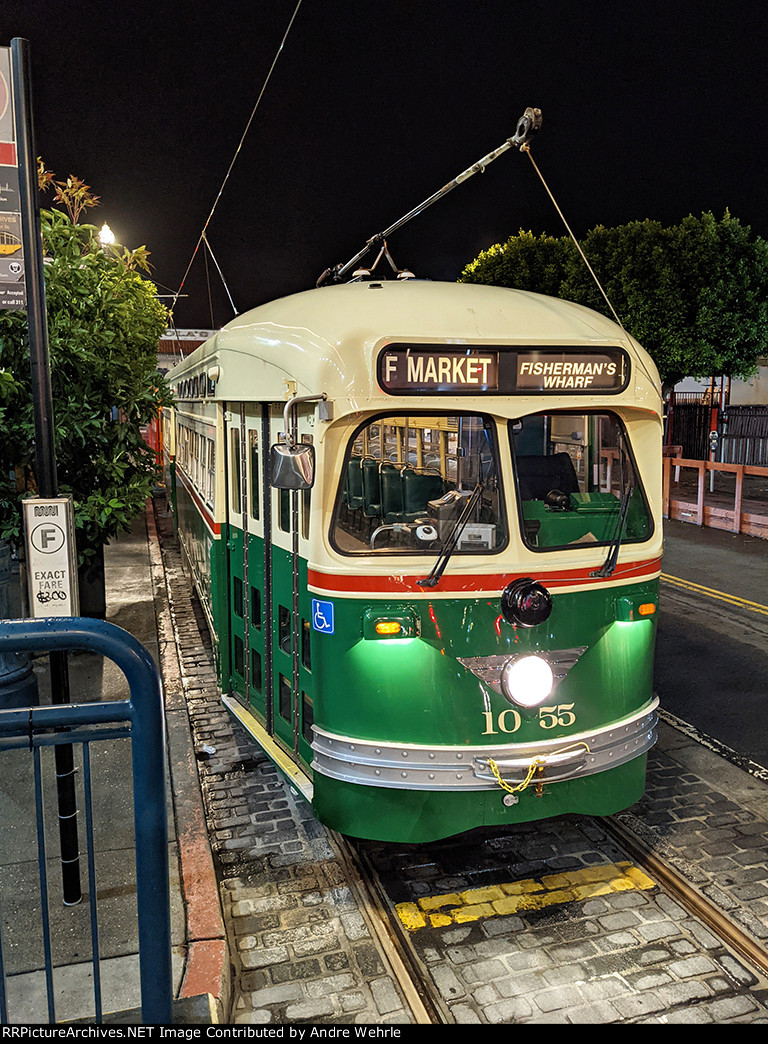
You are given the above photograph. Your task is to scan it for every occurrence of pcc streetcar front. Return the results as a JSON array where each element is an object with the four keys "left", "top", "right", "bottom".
[{"left": 307, "top": 339, "right": 660, "bottom": 842}]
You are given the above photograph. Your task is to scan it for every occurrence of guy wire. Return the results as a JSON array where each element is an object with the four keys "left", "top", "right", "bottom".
[{"left": 522, "top": 144, "right": 661, "bottom": 393}]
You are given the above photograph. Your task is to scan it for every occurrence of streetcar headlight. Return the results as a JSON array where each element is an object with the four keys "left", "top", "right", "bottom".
[{"left": 500, "top": 655, "right": 554, "bottom": 708}]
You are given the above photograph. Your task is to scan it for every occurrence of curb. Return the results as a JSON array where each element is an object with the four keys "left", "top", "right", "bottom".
[{"left": 145, "top": 499, "right": 231, "bottom": 1023}]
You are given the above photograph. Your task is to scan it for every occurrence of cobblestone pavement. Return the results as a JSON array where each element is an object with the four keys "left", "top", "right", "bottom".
[
  {"left": 357, "top": 806, "right": 768, "bottom": 1024},
  {"left": 154, "top": 498, "right": 768, "bottom": 1024},
  {"left": 627, "top": 726, "right": 768, "bottom": 947}
]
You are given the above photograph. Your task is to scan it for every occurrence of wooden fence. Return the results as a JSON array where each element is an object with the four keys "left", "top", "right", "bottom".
[{"left": 663, "top": 456, "right": 768, "bottom": 539}]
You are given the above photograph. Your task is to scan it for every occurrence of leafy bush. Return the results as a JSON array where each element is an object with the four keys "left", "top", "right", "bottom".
[
  {"left": 460, "top": 212, "right": 768, "bottom": 390},
  {"left": 0, "top": 169, "right": 172, "bottom": 562}
]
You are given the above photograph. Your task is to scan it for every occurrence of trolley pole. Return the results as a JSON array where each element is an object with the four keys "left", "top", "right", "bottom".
[{"left": 12, "top": 37, "right": 82, "bottom": 906}]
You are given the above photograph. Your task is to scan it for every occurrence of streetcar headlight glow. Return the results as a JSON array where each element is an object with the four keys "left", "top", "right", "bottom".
[{"left": 500, "top": 655, "right": 554, "bottom": 708}]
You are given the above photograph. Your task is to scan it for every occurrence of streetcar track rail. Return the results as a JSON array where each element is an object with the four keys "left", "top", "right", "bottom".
[
  {"left": 330, "top": 831, "right": 452, "bottom": 1024},
  {"left": 658, "top": 708, "right": 768, "bottom": 786},
  {"left": 603, "top": 812, "right": 768, "bottom": 981},
  {"left": 333, "top": 806, "right": 768, "bottom": 1024}
]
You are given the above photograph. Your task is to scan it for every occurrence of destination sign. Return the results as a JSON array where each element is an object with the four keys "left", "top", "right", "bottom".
[
  {"left": 378, "top": 345, "right": 628, "bottom": 395},
  {"left": 379, "top": 349, "right": 499, "bottom": 393},
  {"left": 515, "top": 350, "right": 627, "bottom": 392}
]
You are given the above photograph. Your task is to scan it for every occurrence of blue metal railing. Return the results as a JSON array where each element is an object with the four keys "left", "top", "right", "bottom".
[{"left": 0, "top": 617, "right": 172, "bottom": 1024}]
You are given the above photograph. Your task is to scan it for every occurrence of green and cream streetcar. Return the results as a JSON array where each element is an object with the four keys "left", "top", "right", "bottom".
[{"left": 164, "top": 277, "right": 662, "bottom": 842}]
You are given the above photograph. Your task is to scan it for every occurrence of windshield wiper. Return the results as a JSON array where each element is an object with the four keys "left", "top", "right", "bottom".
[
  {"left": 417, "top": 483, "right": 483, "bottom": 588},
  {"left": 590, "top": 484, "right": 634, "bottom": 578}
]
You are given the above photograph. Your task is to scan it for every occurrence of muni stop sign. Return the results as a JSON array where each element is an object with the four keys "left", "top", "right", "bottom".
[{"left": 22, "top": 496, "right": 79, "bottom": 617}]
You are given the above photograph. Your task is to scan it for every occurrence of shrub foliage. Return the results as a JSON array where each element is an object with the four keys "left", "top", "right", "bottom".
[{"left": 0, "top": 167, "right": 172, "bottom": 561}]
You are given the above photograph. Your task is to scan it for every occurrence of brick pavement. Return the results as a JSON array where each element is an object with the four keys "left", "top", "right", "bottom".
[
  {"left": 627, "top": 719, "right": 768, "bottom": 944},
  {"left": 360, "top": 809, "right": 768, "bottom": 1023}
]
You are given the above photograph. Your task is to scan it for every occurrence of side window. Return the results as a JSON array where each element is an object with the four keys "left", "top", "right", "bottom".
[
  {"left": 251, "top": 586, "right": 261, "bottom": 630},
  {"left": 207, "top": 438, "right": 215, "bottom": 508},
  {"left": 231, "top": 428, "right": 241, "bottom": 514},
  {"left": 301, "top": 435, "right": 312, "bottom": 540},
  {"left": 249, "top": 430, "right": 260, "bottom": 520},
  {"left": 301, "top": 489, "right": 311, "bottom": 540},
  {"left": 278, "top": 488, "right": 290, "bottom": 533},
  {"left": 233, "top": 576, "right": 244, "bottom": 618}
]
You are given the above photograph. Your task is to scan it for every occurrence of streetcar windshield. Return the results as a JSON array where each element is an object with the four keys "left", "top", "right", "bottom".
[
  {"left": 332, "top": 413, "right": 507, "bottom": 555},
  {"left": 509, "top": 411, "right": 652, "bottom": 551}
]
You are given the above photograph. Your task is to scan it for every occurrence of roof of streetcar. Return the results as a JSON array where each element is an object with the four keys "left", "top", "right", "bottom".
[{"left": 167, "top": 280, "right": 661, "bottom": 411}]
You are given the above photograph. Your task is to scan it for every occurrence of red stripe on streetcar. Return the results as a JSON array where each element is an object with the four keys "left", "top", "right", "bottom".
[
  {"left": 176, "top": 467, "right": 221, "bottom": 535},
  {"left": 307, "top": 558, "right": 662, "bottom": 595}
]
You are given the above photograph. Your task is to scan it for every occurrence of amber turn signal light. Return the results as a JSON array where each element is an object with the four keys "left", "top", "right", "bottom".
[{"left": 375, "top": 621, "right": 403, "bottom": 636}]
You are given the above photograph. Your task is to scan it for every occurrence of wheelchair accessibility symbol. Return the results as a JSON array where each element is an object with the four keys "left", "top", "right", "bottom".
[{"left": 312, "top": 598, "right": 335, "bottom": 634}]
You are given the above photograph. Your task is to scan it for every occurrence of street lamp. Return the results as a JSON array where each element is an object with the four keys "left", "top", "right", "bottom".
[{"left": 98, "top": 222, "right": 115, "bottom": 247}]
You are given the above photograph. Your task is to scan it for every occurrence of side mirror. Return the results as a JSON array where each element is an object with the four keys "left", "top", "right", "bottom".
[{"left": 270, "top": 443, "right": 315, "bottom": 489}]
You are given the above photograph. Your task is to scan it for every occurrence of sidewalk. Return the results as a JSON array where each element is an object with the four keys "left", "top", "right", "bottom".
[{"left": 0, "top": 506, "right": 228, "bottom": 1024}]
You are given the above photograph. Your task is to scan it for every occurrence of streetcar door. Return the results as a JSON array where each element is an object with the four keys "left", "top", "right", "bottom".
[
  {"left": 224, "top": 404, "right": 248, "bottom": 707},
  {"left": 224, "top": 403, "right": 269, "bottom": 721},
  {"left": 267, "top": 401, "right": 316, "bottom": 767}
]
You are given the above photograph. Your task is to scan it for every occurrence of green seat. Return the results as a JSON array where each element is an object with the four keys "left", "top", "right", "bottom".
[
  {"left": 381, "top": 463, "right": 404, "bottom": 523},
  {"left": 346, "top": 456, "right": 364, "bottom": 511},
  {"left": 403, "top": 470, "right": 444, "bottom": 521},
  {"left": 361, "top": 458, "right": 382, "bottom": 518}
]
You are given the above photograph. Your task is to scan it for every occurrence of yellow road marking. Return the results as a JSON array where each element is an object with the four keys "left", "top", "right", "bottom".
[
  {"left": 661, "top": 573, "right": 768, "bottom": 617},
  {"left": 395, "top": 861, "right": 656, "bottom": 932}
]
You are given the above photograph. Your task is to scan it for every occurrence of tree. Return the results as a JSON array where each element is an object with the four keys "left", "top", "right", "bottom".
[
  {"left": 0, "top": 165, "right": 172, "bottom": 571},
  {"left": 459, "top": 212, "right": 768, "bottom": 390}
]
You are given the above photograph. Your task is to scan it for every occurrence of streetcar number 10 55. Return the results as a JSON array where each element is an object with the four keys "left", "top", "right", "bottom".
[{"left": 481, "top": 704, "right": 576, "bottom": 735}]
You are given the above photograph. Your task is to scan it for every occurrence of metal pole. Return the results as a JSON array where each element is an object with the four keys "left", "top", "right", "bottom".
[
  {"left": 0, "top": 617, "right": 173, "bottom": 1024},
  {"left": 317, "top": 106, "right": 542, "bottom": 286},
  {"left": 11, "top": 37, "right": 81, "bottom": 905},
  {"left": 11, "top": 41, "right": 57, "bottom": 493}
]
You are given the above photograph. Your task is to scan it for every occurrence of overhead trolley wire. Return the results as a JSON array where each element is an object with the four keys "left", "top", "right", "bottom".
[
  {"left": 170, "top": 0, "right": 305, "bottom": 320},
  {"left": 203, "top": 243, "right": 215, "bottom": 330},
  {"left": 522, "top": 145, "right": 624, "bottom": 332}
]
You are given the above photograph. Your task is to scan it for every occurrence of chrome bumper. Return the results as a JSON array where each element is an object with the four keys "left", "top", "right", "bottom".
[{"left": 311, "top": 698, "right": 658, "bottom": 791}]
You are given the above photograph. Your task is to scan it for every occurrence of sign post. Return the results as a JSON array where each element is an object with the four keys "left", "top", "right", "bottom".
[{"left": 11, "top": 37, "right": 81, "bottom": 905}]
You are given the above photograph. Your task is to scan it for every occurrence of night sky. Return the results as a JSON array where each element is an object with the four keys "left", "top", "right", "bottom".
[{"left": 4, "top": 1, "right": 768, "bottom": 330}]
